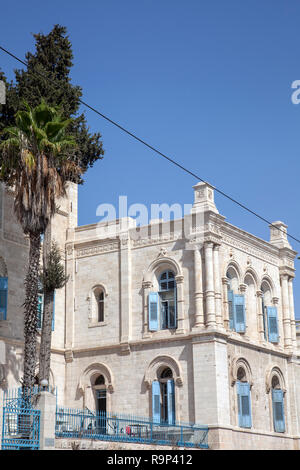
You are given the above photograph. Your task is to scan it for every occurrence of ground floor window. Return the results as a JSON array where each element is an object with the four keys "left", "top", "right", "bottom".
[
  {"left": 272, "top": 375, "right": 285, "bottom": 433},
  {"left": 152, "top": 367, "right": 175, "bottom": 425},
  {"left": 94, "top": 375, "right": 107, "bottom": 434}
]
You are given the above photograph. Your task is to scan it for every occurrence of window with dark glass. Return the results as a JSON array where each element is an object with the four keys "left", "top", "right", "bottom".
[
  {"left": 159, "top": 271, "right": 176, "bottom": 330},
  {"left": 98, "top": 291, "right": 104, "bottom": 322}
]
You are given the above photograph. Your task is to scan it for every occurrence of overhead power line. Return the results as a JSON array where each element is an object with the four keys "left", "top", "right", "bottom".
[{"left": 1, "top": 44, "right": 300, "bottom": 247}]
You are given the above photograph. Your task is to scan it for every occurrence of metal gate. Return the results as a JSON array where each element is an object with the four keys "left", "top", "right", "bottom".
[{"left": 1, "top": 390, "right": 40, "bottom": 450}]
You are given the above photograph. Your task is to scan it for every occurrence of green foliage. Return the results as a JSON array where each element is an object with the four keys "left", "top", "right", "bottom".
[
  {"left": 0, "top": 24, "right": 104, "bottom": 182},
  {"left": 0, "top": 100, "right": 80, "bottom": 234},
  {"left": 40, "top": 242, "right": 69, "bottom": 293}
]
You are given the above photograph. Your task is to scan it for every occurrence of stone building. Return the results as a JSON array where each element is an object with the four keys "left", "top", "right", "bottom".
[{"left": 0, "top": 180, "right": 300, "bottom": 450}]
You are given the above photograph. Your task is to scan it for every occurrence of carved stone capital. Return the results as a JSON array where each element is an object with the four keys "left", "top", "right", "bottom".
[
  {"left": 175, "top": 274, "right": 184, "bottom": 284},
  {"left": 142, "top": 280, "right": 153, "bottom": 290},
  {"left": 256, "top": 290, "right": 263, "bottom": 298},
  {"left": 65, "top": 350, "right": 74, "bottom": 363}
]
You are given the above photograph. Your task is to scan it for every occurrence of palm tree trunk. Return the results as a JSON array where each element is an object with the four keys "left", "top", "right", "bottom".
[
  {"left": 38, "top": 289, "right": 54, "bottom": 383},
  {"left": 23, "top": 232, "right": 41, "bottom": 392}
]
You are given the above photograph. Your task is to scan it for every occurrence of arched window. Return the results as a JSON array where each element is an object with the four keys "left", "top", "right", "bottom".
[
  {"left": 261, "top": 281, "right": 278, "bottom": 343},
  {"left": 97, "top": 290, "right": 105, "bottom": 323},
  {"left": 159, "top": 271, "right": 176, "bottom": 330},
  {"left": 148, "top": 270, "right": 177, "bottom": 331},
  {"left": 236, "top": 366, "right": 252, "bottom": 428},
  {"left": 91, "top": 287, "right": 106, "bottom": 324},
  {"left": 152, "top": 367, "right": 175, "bottom": 425},
  {"left": 271, "top": 375, "right": 285, "bottom": 433},
  {"left": 226, "top": 267, "right": 245, "bottom": 333},
  {"left": 95, "top": 374, "right": 105, "bottom": 386}
]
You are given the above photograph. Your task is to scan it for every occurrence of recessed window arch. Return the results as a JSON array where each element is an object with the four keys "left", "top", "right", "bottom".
[
  {"left": 95, "top": 374, "right": 105, "bottom": 386},
  {"left": 226, "top": 265, "right": 239, "bottom": 292}
]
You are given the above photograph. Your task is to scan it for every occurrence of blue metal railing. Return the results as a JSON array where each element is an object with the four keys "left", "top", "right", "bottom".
[
  {"left": 1, "top": 388, "right": 43, "bottom": 450},
  {"left": 55, "top": 407, "right": 209, "bottom": 448}
]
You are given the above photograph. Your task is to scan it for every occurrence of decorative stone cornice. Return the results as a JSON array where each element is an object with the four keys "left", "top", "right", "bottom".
[
  {"left": 132, "top": 232, "right": 182, "bottom": 248},
  {"left": 75, "top": 239, "right": 119, "bottom": 259},
  {"left": 221, "top": 222, "right": 279, "bottom": 265}
]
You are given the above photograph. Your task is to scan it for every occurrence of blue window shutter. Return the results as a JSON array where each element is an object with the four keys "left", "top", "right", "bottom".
[
  {"left": 272, "top": 389, "right": 285, "bottom": 433},
  {"left": 149, "top": 292, "right": 159, "bottom": 331},
  {"left": 0, "top": 277, "right": 8, "bottom": 321},
  {"left": 152, "top": 380, "right": 161, "bottom": 424},
  {"left": 234, "top": 295, "right": 246, "bottom": 333},
  {"left": 52, "top": 290, "right": 55, "bottom": 331},
  {"left": 267, "top": 306, "right": 279, "bottom": 343},
  {"left": 227, "top": 290, "right": 235, "bottom": 330},
  {"left": 237, "top": 382, "right": 252, "bottom": 428},
  {"left": 167, "top": 379, "right": 175, "bottom": 425}
]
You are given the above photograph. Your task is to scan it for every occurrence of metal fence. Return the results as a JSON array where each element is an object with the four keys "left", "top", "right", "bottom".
[
  {"left": 55, "top": 407, "right": 209, "bottom": 448},
  {"left": 1, "top": 388, "right": 41, "bottom": 450}
]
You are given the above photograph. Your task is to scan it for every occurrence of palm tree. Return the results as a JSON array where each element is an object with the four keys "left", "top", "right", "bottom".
[{"left": 0, "top": 100, "right": 80, "bottom": 392}]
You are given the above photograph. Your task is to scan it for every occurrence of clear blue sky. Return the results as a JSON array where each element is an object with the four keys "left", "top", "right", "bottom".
[{"left": 1, "top": 1, "right": 300, "bottom": 316}]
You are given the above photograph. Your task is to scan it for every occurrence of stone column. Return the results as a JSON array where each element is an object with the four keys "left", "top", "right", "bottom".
[
  {"left": 204, "top": 241, "right": 216, "bottom": 328},
  {"left": 194, "top": 246, "right": 204, "bottom": 328},
  {"left": 119, "top": 234, "right": 132, "bottom": 345},
  {"left": 213, "top": 244, "right": 223, "bottom": 328},
  {"left": 256, "top": 290, "right": 265, "bottom": 342},
  {"left": 272, "top": 296, "right": 281, "bottom": 345},
  {"left": 35, "top": 391, "right": 56, "bottom": 450},
  {"left": 175, "top": 274, "right": 185, "bottom": 333},
  {"left": 222, "top": 277, "right": 229, "bottom": 330},
  {"left": 142, "top": 280, "right": 152, "bottom": 338},
  {"left": 288, "top": 278, "right": 297, "bottom": 350},
  {"left": 281, "top": 274, "right": 292, "bottom": 349}
]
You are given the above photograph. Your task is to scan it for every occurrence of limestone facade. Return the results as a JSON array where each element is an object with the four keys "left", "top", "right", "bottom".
[{"left": 0, "top": 181, "right": 299, "bottom": 450}]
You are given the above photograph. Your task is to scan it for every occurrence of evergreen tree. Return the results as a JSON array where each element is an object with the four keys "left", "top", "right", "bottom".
[
  {"left": 0, "top": 24, "right": 104, "bottom": 181},
  {"left": 39, "top": 242, "right": 69, "bottom": 384}
]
